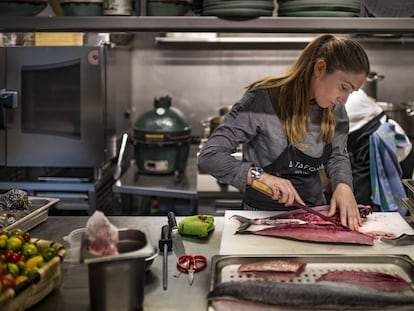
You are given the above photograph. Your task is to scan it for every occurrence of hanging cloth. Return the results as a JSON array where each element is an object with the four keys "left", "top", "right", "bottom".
[{"left": 369, "top": 122, "right": 410, "bottom": 215}]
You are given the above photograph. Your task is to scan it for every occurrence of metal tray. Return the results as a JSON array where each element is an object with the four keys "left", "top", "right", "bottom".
[
  {"left": 403, "top": 179, "right": 414, "bottom": 202},
  {"left": 210, "top": 254, "right": 414, "bottom": 291},
  {"left": 402, "top": 197, "right": 414, "bottom": 215},
  {"left": 4, "top": 196, "right": 60, "bottom": 232}
]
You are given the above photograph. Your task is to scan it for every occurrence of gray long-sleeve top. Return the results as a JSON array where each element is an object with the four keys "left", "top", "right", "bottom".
[{"left": 198, "top": 88, "right": 353, "bottom": 194}]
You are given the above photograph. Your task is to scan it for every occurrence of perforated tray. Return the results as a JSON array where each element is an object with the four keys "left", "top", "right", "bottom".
[{"left": 210, "top": 254, "right": 414, "bottom": 290}]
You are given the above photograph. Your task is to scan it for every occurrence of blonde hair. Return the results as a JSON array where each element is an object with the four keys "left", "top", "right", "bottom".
[{"left": 246, "top": 34, "right": 370, "bottom": 146}]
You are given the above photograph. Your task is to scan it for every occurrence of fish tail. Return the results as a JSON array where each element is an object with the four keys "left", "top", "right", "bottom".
[{"left": 230, "top": 215, "right": 252, "bottom": 231}]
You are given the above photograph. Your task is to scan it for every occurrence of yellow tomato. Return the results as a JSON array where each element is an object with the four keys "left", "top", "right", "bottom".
[
  {"left": 25, "top": 255, "right": 44, "bottom": 270},
  {"left": 6, "top": 236, "right": 22, "bottom": 252},
  {"left": 15, "top": 275, "right": 28, "bottom": 286}
]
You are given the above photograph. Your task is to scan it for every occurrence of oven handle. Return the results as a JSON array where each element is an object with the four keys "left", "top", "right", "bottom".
[
  {"left": 113, "top": 132, "right": 128, "bottom": 180},
  {"left": 0, "top": 89, "right": 18, "bottom": 129}
]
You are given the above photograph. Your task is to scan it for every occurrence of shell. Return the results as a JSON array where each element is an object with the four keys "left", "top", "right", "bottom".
[{"left": 0, "top": 189, "right": 29, "bottom": 210}]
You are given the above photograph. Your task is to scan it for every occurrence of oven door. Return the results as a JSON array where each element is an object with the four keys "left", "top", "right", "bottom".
[
  {"left": 5, "top": 46, "right": 106, "bottom": 167},
  {"left": 0, "top": 48, "right": 6, "bottom": 166}
]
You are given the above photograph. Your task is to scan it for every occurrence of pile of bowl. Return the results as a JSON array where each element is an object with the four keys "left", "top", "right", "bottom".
[
  {"left": 60, "top": 0, "right": 104, "bottom": 16},
  {"left": 278, "top": 0, "right": 360, "bottom": 17},
  {"left": 147, "top": 0, "right": 193, "bottom": 16},
  {"left": 201, "top": 0, "right": 275, "bottom": 17},
  {"left": 0, "top": 0, "right": 48, "bottom": 16}
]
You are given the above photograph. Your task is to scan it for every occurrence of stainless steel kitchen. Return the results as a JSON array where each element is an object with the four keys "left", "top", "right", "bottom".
[{"left": 1, "top": 1, "right": 414, "bottom": 310}]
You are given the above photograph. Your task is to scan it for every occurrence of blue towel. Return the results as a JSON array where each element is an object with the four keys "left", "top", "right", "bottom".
[{"left": 369, "top": 122, "right": 409, "bottom": 215}]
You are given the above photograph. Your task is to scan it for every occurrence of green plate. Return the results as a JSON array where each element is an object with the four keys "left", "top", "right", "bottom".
[
  {"left": 278, "top": 5, "right": 359, "bottom": 14},
  {"left": 202, "top": 7, "right": 273, "bottom": 17},
  {"left": 0, "top": 2, "right": 47, "bottom": 16},
  {"left": 278, "top": 0, "right": 359, "bottom": 9},
  {"left": 203, "top": 2, "right": 274, "bottom": 11},
  {"left": 278, "top": 0, "right": 359, "bottom": 5},
  {"left": 278, "top": 10, "right": 358, "bottom": 17}
]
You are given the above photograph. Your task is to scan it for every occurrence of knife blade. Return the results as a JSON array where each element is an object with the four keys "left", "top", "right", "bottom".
[
  {"left": 251, "top": 180, "right": 352, "bottom": 231},
  {"left": 167, "top": 211, "right": 186, "bottom": 256}
]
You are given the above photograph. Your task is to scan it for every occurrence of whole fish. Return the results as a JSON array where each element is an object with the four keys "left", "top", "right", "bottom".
[
  {"left": 232, "top": 205, "right": 374, "bottom": 245},
  {"left": 232, "top": 205, "right": 372, "bottom": 231},
  {"left": 207, "top": 280, "right": 414, "bottom": 311}
]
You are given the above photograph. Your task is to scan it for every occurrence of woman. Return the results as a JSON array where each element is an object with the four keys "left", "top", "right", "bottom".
[{"left": 198, "top": 34, "right": 370, "bottom": 231}]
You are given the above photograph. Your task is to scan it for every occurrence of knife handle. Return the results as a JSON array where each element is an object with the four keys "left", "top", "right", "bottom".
[
  {"left": 251, "top": 180, "right": 276, "bottom": 198},
  {"left": 168, "top": 211, "right": 178, "bottom": 230}
]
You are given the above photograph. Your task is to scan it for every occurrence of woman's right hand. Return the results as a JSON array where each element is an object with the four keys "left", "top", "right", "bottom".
[{"left": 259, "top": 172, "right": 306, "bottom": 207}]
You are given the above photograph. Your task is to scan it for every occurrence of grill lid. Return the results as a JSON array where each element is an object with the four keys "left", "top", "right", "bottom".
[{"left": 133, "top": 96, "right": 191, "bottom": 142}]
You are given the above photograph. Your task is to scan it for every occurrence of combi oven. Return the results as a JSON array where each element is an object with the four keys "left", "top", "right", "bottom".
[{"left": 0, "top": 46, "right": 131, "bottom": 212}]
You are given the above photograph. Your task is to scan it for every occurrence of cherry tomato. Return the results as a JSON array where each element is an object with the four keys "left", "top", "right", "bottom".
[
  {"left": 6, "top": 250, "right": 22, "bottom": 263},
  {"left": 6, "top": 263, "right": 19, "bottom": 278},
  {"left": 23, "top": 232, "right": 31, "bottom": 243},
  {"left": 1, "top": 274, "right": 15, "bottom": 290},
  {"left": 22, "top": 243, "right": 38, "bottom": 258},
  {"left": 15, "top": 275, "right": 28, "bottom": 286},
  {"left": 6, "top": 236, "right": 22, "bottom": 252},
  {"left": 10, "top": 229, "right": 23, "bottom": 237},
  {"left": 0, "top": 234, "right": 8, "bottom": 249},
  {"left": 42, "top": 247, "right": 57, "bottom": 262}
]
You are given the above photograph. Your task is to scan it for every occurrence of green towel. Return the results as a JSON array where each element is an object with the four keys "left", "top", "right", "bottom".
[{"left": 178, "top": 215, "right": 215, "bottom": 238}]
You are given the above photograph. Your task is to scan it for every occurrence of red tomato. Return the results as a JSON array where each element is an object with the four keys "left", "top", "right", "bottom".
[{"left": 1, "top": 274, "right": 15, "bottom": 290}]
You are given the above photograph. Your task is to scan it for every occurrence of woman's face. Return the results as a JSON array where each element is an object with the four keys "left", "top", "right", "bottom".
[{"left": 311, "top": 60, "right": 367, "bottom": 109}]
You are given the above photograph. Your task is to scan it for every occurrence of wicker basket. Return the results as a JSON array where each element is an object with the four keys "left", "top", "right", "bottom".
[{"left": 0, "top": 239, "right": 66, "bottom": 311}]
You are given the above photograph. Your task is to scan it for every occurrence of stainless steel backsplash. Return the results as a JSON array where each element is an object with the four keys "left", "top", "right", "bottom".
[{"left": 130, "top": 33, "right": 414, "bottom": 138}]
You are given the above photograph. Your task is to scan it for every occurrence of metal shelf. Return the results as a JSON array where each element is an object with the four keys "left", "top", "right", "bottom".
[{"left": 0, "top": 16, "right": 414, "bottom": 34}]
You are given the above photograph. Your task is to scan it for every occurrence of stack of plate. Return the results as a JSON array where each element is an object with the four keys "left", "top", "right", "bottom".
[
  {"left": 278, "top": 0, "right": 360, "bottom": 17},
  {"left": 201, "top": 0, "right": 274, "bottom": 17},
  {"left": 0, "top": 0, "right": 48, "bottom": 16},
  {"left": 147, "top": 0, "right": 192, "bottom": 16}
]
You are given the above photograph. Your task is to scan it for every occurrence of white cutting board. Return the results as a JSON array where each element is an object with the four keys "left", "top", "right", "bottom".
[{"left": 219, "top": 210, "right": 414, "bottom": 259}]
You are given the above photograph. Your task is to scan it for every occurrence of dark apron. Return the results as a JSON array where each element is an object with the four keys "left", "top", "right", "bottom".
[{"left": 244, "top": 143, "right": 332, "bottom": 211}]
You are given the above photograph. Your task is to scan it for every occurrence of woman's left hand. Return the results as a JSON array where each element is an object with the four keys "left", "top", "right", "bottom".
[{"left": 328, "top": 183, "right": 362, "bottom": 231}]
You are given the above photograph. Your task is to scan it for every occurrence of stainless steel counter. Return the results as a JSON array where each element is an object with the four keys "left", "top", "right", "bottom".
[{"left": 28, "top": 215, "right": 224, "bottom": 311}]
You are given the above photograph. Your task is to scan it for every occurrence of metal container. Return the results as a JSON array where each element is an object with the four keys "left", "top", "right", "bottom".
[
  {"left": 210, "top": 254, "right": 414, "bottom": 291},
  {"left": 361, "top": 71, "right": 384, "bottom": 100},
  {"left": 103, "top": 0, "right": 133, "bottom": 15},
  {"left": 81, "top": 228, "right": 154, "bottom": 311},
  {"left": 377, "top": 101, "right": 408, "bottom": 131},
  {"left": 133, "top": 96, "right": 191, "bottom": 178}
]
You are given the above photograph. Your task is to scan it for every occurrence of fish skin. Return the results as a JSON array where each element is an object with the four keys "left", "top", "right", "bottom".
[
  {"left": 239, "top": 223, "right": 374, "bottom": 245},
  {"left": 207, "top": 280, "right": 414, "bottom": 310},
  {"left": 210, "top": 297, "right": 414, "bottom": 311}
]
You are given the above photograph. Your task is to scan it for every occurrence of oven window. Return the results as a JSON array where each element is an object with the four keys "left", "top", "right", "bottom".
[{"left": 21, "top": 59, "right": 81, "bottom": 138}]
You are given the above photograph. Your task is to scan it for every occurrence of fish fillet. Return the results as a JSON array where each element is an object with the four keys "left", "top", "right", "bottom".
[
  {"left": 238, "top": 259, "right": 306, "bottom": 281},
  {"left": 242, "top": 223, "right": 374, "bottom": 245},
  {"left": 316, "top": 271, "right": 411, "bottom": 291}
]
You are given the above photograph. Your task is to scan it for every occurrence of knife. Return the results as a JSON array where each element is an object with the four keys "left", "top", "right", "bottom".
[
  {"left": 167, "top": 211, "right": 186, "bottom": 256},
  {"left": 251, "top": 180, "right": 352, "bottom": 231}
]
